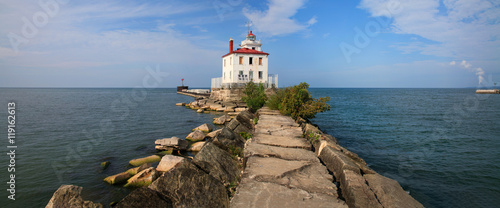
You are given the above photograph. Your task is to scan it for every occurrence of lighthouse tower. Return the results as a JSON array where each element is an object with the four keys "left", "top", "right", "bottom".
[
  {"left": 211, "top": 31, "right": 278, "bottom": 101},
  {"left": 220, "top": 31, "right": 270, "bottom": 88}
]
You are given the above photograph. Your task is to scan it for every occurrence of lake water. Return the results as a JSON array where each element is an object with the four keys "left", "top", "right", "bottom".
[
  {"left": 0, "top": 88, "right": 499, "bottom": 207},
  {"left": 310, "top": 88, "right": 500, "bottom": 208}
]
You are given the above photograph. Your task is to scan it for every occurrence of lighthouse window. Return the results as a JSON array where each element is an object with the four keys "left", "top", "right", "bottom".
[
  {"left": 239, "top": 56, "right": 243, "bottom": 65},
  {"left": 249, "top": 57, "right": 253, "bottom": 65},
  {"left": 252, "top": 47, "right": 255, "bottom": 50},
  {"left": 224, "top": 59, "right": 226, "bottom": 67},
  {"left": 259, "top": 58, "right": 262, "bottom": 65},
  {"left": 258, "top": 71, "right": 263, "bottom": 79}
]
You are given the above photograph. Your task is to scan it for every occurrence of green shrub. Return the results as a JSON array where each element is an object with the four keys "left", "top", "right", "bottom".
[
  {"left": 239, "top": 132, "right": 253, "bottom": 140},
  {"left": 228, "top": 145, "right": 243, "bottom": 159},
  {"left": 267, "top": 82, "right": 331, "bottom": 120},
  {"left": 242, "top": 81, "right": 267, "bottom": 110}
]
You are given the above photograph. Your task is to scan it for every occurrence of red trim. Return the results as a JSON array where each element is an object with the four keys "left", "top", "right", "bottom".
[{"left": 222, "top": 47, "right": 269, "bottom": 58}]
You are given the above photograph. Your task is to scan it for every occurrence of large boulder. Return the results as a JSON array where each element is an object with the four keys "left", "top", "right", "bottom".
[
  {"left": 104, "top": 172, "right": 132, "bottom": 185},
  {"left": 124, "top": 167, "right": 160, "bottom": 187},
  {"left": 235, "top": 110, "right": 255, "bottom": 131},
  {"left": 192, "top": 123, "right": 213, "bottom": 133},
  {"left": 149, "top": 161, "right": 229, "bottom": 208},
  {"left": 156, "top": 155, "right": 187, "bottom": 172},
  {"left": 206, "top": 129, "right": 222, "bottom": 138},
  {"left": 187, "top": 141, "right": 206, "bottom": 152},
  {"left": 114, "top": 187, "right": 173, "bottom": 208},
  {"left": 129, "top": 155, "right": 161, "bottom": 167},
  {"left": 213, "top": 115, "right": 231, "bottom": 125},
  {"left": 226, "top": 119, "right": 241, "bottom": 131},
  {"left": 340, "top": 169, "right": 382, "bottom": 208},
  {"left": 126, "top": 163, "right": 152, "bottom": 175},
  {"left": 364, "top": 174, "right": 424, "bottom": 208},
  {"left": 155, "top": 137, "right": 189, "bottom": 151},
  {"left": 186, "top": 130, "right": 206, "bottom": 142},
  {"left": 192, "top": 142, "right": 240, "bottom": 187},
  {"left": 45, "top": 185, "right": 103, "bottom": 208},
  {"left": 210, "top": 127, "right": 246, "bottom": 150},
  {"left": 318, "top": 146, "right": 360, "bottom": 180}
]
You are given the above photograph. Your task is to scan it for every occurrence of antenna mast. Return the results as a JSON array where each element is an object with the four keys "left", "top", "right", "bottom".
[{"left": 246, "top": 21, "right": 253, "bottom": 34}]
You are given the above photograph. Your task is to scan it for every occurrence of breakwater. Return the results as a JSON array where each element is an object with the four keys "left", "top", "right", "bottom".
[
  {"left": 46, "top": 98, "right": 423, "bottom": 207},
  {"left": 232, "top": 107, "right": 423, "bottom": 208},
  {"left": 475, "top": 89, "right": 500, "bottom": 94}
]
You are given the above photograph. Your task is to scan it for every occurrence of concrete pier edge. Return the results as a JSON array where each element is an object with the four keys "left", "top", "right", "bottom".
[{"left": 230, "top": 107, "right": 424, "bottom": 208}]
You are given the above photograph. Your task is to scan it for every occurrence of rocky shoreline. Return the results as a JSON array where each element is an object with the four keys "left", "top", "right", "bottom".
[{"left": 45, "top": 98, "right": 423, "bottom": 208}]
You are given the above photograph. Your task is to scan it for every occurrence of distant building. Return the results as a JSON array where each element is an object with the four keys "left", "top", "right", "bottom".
[{"left": 211, "top": 31, "right": 278, "bottom": 90}]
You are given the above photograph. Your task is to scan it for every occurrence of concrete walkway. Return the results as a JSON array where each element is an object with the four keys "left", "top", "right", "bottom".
[{"left": 230, "top": 107, "right": 347, "bottom": 208}]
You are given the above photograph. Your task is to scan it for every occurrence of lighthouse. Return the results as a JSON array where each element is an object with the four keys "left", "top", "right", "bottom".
[{"left": 211, "top": 31, "right": 278, "bottom": 101}]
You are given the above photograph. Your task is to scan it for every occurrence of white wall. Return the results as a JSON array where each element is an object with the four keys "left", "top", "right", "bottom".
[{"left": 222, "top": 53, "right": 268, "bottom": 84}]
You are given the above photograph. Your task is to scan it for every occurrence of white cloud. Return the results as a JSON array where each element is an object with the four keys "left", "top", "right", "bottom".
[
  {"left": 307, "top": 16, "right": 317, "bottom": 25},
  {"left": 243, "top": 0, "right": 314, "bottom": 36},
  {"left": 0, "top": 0, "right": 221, "bottom": 87},
  {"left": 358, "top": 0, "right": 500, "bottom": 60},
  {"left": 460, "top": 60, "right": 472, "bottom": 69}
]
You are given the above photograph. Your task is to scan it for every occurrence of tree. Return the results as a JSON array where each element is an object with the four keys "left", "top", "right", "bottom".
[
  {"left": 267, "top": 82, "right": 330, "bottom": 119},
  {"left": 242, "top": 81, "right": 267, "bottom": 110}
]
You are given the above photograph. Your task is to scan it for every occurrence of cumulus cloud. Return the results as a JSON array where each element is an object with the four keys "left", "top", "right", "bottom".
[
  {"left": 243, "top": 0, "right": 314, "bottom": 36},
  {"left": 0, "top": 0, "right": 220, "bottom": 87},
  {"left": 358, "top": 0, "right": 500, "bottom": 60},
  {"left": 460, "top": 60, "right": 472, "bottom": 69}
]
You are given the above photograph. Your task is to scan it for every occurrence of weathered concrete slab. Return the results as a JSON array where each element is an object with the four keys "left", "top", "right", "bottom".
[
  {"left": 340, "top": 169, "right": 382, "bottom": 208},
  {"left": 255, "top": 127, "right": 303, "bottom": 137},
  {"left": 244, "top": 157, "right": 311, "bottom": 181},
  {"left": 258, "top": 114, "right": 297, "bottom": 125},
  {"left": 364, "top": 174, "right": 424, "bottom": 208},
  {"left": 252, "top": 134, "right": 311, "bottom": 150},
  {"left": 319, "top": 146, "right": 360, "bottom": 180},
  {"left": 245, "top": 141, "right": 317, "bottom": 162},
  {"left": 230, "top": 179, "right": 347, "bottom": 208},
  {"left": 258, "top": 162, "right": 339, "bottom": 197}
]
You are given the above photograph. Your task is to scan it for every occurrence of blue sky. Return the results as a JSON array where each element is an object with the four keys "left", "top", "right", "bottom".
[{"left": 0, "top": 0, "right": 499, "bottom": 88}]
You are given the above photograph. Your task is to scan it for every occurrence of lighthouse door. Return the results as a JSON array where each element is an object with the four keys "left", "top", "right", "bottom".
[{"left": 249, "top": 71, "right": 253, "bottom": 82}]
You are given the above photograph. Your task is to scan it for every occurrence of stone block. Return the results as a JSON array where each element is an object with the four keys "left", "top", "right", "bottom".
[
  {"left": 340, "top": 170, "right": 382, "bottom": 208},
  {"left": 115, "top": 187, "right": 172, "bottom": 208},
  {"left": 149, "top": 161, "right": 229, "bottom": 208},
  {"left": 46, "top": 185, "right": 103, "bottom": 208},
  {"left": 364, "top": 174, "right": 424, "bottom": 208},
  {"left": 157, "top": 155, "right": 186, "bottom": 172},
  {"left": 318, "top": 146, "right": 360, "bottom": 179},
  {"left": 193, "top": 142, "right": 240, "bottom": 186}
]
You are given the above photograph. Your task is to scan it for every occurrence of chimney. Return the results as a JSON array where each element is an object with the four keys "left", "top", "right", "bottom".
[{"left": 229, "top": 38, "right": 233, "bottom": 53}]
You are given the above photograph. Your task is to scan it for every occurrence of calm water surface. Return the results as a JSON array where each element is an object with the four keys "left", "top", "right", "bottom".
[
  {"left": 310, "top": 88, "right": 500, "bottom": 208},
  {"left": 0, "top": 88, "right": 499, "bottom": 208},
  {"left": 0, "top": 88, "right": 220, "bottom": 207}
]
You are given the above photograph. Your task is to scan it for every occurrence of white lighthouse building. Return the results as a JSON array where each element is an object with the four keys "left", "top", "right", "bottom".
[{"left": 211, "top": 31, "right": 278, "bottom": 90}]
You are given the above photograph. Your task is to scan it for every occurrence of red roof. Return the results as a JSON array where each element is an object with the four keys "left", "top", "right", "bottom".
[
  {"left": 222, "top": 48, "right": 269, "bottom": 58},
  {"left": 247, "top": 31, "right": 255, "bottom": 37}
]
